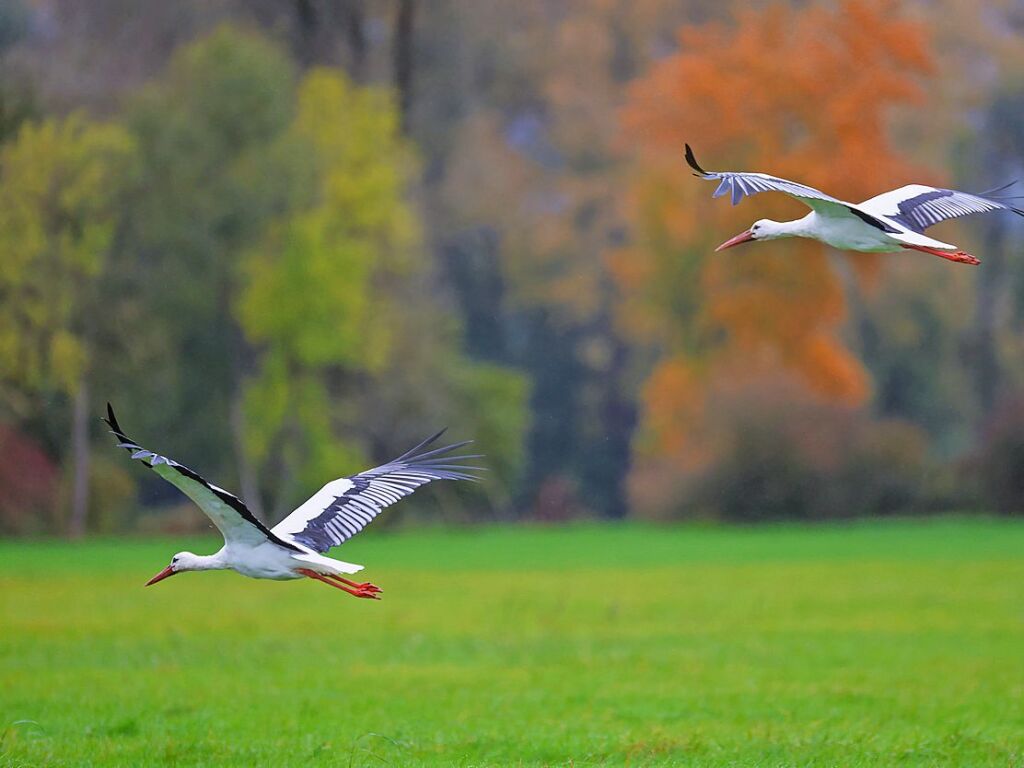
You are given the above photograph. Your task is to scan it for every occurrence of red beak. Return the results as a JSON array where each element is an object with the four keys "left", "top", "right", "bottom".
[
  {"left": 715, "top": 229, "right": 756, "bottom": 252},
  {"left": 145, "top": 565, "right": 177, "bottom": 586}
]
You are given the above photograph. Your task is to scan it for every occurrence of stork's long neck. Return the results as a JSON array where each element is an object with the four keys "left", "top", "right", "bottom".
[
  {"left": 196, "top": 555, "right": 226, "bottom": 570},
  {"left": 188, "top": 549, "right": 229, "bottom": 571},
  {"left": 775, "top": 216, "right": 814, "bottom": 239}
]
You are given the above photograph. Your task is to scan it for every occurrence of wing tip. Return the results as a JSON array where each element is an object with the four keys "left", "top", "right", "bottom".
[
  {"left": 404, "top": 438, "right": 478, "bottom": 464},
  {"left": 103, "top": 402, "right": 129, "bottom": 440},
  {"left": 684, "top": 143, "right": 708, "bottom": 176},
  {"left": 978, "top": 179, "right": 1020, "bottom": 198},
  {"left": 393, "top": 428, "right": 449, "bottom": 461}
]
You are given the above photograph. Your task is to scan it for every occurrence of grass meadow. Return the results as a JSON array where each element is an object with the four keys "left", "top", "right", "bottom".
[{"left": 1, "top": 518, "right": 1023, "bottom": 766}]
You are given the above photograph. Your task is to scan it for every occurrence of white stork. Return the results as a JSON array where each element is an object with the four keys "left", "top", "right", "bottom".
[
  {"left": 685, "top": 145, "right": 1024, "bottom": 265},
  {"left": 104, "top": 404, "right": 481, "bottom": 599}
]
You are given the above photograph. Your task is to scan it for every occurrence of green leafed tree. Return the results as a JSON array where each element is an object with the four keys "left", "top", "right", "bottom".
[
  {"left": 124, "top": 26, "right": 304, "bottom": 517},
  {"left": 125, "top": 27, "right": 526, "bottom": 521},
  {"left": 0, "top": 115, "right": 138, "bottom": 535},
  {"left": 238, "top": 70, "right": 412, "bottom": 502},
  {"left": 239, "top": 69, "right": 527, "bottom": 516}
]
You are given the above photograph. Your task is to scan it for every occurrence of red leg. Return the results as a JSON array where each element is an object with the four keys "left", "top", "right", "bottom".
[
  {"left": 323, "top": 573, "right": 382, "bottom": 594},
  {"left": 297, "top": 568, "right": 380, "bottom": 599},
  {"left": 902, "top": 244, "right": 980, "bottom": 265}
]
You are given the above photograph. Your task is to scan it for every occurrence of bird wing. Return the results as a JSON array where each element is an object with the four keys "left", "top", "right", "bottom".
[
  {"left": 103, "top": 403, "right": 301, "bottom": 551},
  {"left": 272, "top": 430, "right": 483, "bottom": 554},
  {"left": 685, "top": 144, "right": 853, "bottom": 216},
  {"left": 858, "top": 183, "right": 1024, "bottom": 234}
]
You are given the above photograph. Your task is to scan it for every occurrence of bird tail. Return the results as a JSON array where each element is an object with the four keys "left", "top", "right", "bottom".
[{"left": 293, "top": 553, "right": 364, "bottom": 575}]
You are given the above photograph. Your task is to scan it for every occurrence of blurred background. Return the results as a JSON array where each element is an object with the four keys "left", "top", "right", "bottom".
[{"left": 2, "top": 0, "right": 1024, "bottom": 537}]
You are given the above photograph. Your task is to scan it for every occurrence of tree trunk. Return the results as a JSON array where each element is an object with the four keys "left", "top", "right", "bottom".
[
  {"left": 342, "top": 0, "right": 367, "bottom": 81},
  {"left": 67, "top": 379, "right": 91, "bottom": 538},
  {"left": 393, "top": 0, "right": 415, "bottom": 133},
  {"left": 230, "top": 390, "right": 266, "bottom": 520},
  {"left": 293, "top": 0, "right": 318, "bottom": 66},
  {"left": 598, "top": 328, "right": 636, "bottom": 519},
  {"left": 269, "top": 410, "right": 302, "bottom": 520},
  {"left": 968, "top": 217, "right": 1006, "bottom": 417}
]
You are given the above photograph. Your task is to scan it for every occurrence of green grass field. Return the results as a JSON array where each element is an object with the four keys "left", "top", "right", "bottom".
[{"left": 2, "top": 518, "right": 1023, "bottom": 766}]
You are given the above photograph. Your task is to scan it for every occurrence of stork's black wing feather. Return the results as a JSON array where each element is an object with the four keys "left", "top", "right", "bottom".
[
  {"left": 272, "top": 430, "right": 483, "bottom": 553},
  {"left": 684, "top": 143, "right": 846, "bottom": 210},
  {"left": 103, "top": 403, "right": 300, "bottom": 550},
  {"left": 875, "top": 185, "right": 1024, "bottom": 233}
]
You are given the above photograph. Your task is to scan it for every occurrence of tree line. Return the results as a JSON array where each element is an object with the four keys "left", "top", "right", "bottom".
[{"left": 2, "top": 0, "right": 1024, "bottom": 534}]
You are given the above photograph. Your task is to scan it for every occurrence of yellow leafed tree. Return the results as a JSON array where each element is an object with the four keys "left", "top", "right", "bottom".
[{"left": 0, "top": 115, "right": 138, "bottom": 535}]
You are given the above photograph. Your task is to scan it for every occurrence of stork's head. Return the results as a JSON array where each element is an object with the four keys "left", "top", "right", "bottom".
[
  {"left": 145, "top": 551, "right": 200, "bottom": 586},
  {"left": 715, "top": 219, "right": 787, "bottom": 251}
]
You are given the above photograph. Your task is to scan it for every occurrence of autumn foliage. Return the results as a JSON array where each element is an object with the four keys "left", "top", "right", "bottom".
[
  {"left": 7, "top": 2, "right": 1024, "bottom": 531},
  {"left": 617, "top": 0, "right": 934, "bottom": 465},
  {"left": 0, "top": 425, "right": 57, "bottom": 533}
]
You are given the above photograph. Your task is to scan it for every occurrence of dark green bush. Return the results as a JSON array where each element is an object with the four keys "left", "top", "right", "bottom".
[
  {"left": 685, "top": 383, "right": 930, "bottom": 522},
  {"left": 977, "top": 394, "right": 1024, "bottom": 515}
]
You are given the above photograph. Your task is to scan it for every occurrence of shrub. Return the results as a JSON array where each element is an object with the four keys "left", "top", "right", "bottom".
[
  {"left": 976, "top": 393, "right": 1024, "bottom": 515},
  {"left": 0, "top": 424, "right": 58, "bottom": 534},
  {"left": 636, "top": 378, "right": 932, "bottom": 522}
]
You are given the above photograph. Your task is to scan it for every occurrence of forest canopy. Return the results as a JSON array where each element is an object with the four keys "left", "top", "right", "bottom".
[{"left": 2, "top": 0, "right": 1024, "bottom": 534}]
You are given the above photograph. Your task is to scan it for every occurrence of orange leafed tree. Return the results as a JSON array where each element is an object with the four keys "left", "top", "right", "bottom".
[{"left": 616, "top": 0, "right": 934, "bottom": 464}]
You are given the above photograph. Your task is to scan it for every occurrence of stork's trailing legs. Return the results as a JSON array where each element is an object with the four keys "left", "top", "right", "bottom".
[
  {"left": 900, "top": 244, "right": 981, "bottom": 266},
  {"left": 324, "top": 573, "right": 382, "bottom": 594},
  {"left": 297, "top": 568, "right": 381, "bottom": 599}
]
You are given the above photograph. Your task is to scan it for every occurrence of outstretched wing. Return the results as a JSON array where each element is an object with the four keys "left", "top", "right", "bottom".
[
  {"left": 103, "top": 403, "right": 301, "bottom": 551},
  {"left": 272, "top": 430, "right": 483, "bottom": 553},
  {"left": 685, "top": 143, "right": 850, "bottom": 214},
  {"left": 859, "top": 183, "right": 1024, "bottom": 234}
]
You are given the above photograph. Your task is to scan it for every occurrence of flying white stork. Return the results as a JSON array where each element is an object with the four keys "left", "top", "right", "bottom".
[
  {"left": 685, "top": 145, "right": 1024, "bottom": 265},
  {"left": 104, "top": 404, "right": 481, "bottom": 599}
]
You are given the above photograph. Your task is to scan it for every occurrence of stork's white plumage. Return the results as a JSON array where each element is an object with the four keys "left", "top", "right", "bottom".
[
  {"left": 685, "top": 145, "right": 1024, "bottom": 265},
  {"left": 104, "top": 404, "right": 481, "bottom": 599}
]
